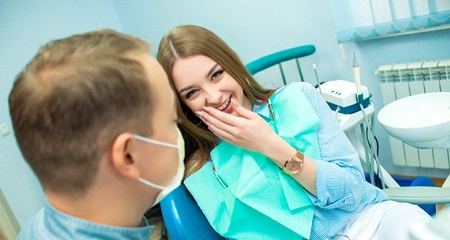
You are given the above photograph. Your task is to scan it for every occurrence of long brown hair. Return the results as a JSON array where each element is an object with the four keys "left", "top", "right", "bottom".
[{"left": 157, "top": 25, "right": 276, "bottom": 178}]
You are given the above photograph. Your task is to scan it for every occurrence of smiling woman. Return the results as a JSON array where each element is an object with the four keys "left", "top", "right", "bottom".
[
  {"left": 172, "top": 55, "right": 253, "bottom": 117},
  {"left": 157, "top": 24, "right": 434, "bottom": 240},
  {"left": 0, "top": 189, "right": 20, "bottom": 240}
]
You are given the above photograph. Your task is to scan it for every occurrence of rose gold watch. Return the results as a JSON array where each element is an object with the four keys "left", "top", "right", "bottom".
[{"left": 282, "top": 150, "right": 304, "bottom": 175}]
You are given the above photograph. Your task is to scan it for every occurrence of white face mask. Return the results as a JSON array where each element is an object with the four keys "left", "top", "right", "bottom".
[{"left": 132, "top": 128, "right": 185, "bottom": 206}]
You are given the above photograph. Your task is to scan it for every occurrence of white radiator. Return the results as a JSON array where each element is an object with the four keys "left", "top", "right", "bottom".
[{"left": 376, "top": 60, "right": 450, "bottom": 169}]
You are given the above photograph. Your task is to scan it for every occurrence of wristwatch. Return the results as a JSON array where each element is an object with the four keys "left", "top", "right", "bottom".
[{"left": 282, "top": 150, "right": 304, "bottom": 175}]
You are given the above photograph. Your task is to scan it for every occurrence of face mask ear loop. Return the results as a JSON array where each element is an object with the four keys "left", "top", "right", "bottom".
[
  {"left": 138, "top": 177, "right": 165, "bottom": 190},
  {"left": 133, "top": 135, "right": 178, "bottom": 148}
]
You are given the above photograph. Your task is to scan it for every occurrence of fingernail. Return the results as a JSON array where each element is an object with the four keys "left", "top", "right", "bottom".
[
  {"left": 196, "top": 111, "right": 203, "bottom": 117},
  {"left": 202, "top": 106, "right": 210, "bottom": 112},
  {"left": 231, "top": 98, "right": 238, "bottom": 106}
]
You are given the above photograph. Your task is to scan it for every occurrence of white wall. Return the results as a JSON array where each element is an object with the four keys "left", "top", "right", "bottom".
[
  {"left": 112, "top": 0, "right": 353, "bottom": 85},
  {"left": 0, "top": 0, "right": 124, "bottom": 226},
  {"left": 111, "top": 0, "right": 450, "bottom": 179}
]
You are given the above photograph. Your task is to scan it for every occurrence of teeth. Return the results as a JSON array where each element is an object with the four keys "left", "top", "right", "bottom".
[{"left": 218, "top": 97, "right": 231, "bottom": 111}]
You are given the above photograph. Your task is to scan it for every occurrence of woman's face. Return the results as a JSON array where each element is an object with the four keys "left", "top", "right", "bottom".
[{"left": 171, "top": 55, "right": 252, "bottom": 116}]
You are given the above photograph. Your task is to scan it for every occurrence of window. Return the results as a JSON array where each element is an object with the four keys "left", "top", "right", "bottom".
[{"left": 328, "top": 0, "right": 450, "bottom": 43}]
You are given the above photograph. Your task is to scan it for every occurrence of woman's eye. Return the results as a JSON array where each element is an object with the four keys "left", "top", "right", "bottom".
[
  {"left": 212, "top": 69, "right": 224, "bottom": 80},
  {"left": 185, "top": 89, "right": 198, "bottom": 99}
]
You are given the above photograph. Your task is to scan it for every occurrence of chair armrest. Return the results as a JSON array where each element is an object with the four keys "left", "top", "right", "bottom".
[{"left": 383, "top": 187, "right": 450, "bottom": 204}]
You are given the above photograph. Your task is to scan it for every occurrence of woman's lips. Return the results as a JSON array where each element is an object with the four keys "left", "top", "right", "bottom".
[{"left": 218, "top": 96, "right": 232, "bottom": 113}]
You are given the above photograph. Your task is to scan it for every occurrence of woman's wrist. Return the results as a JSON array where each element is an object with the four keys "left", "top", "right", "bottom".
[
  {"left": 263, "top": 134, "right": 317, "bottom": 195},
  {"left": 263, "top": 135, "right": 297, "bottom": 168}
]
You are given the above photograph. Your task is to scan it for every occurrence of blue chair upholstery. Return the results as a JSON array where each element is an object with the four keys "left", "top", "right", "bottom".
[
  {"left": 246, "top": 45, "right": 316, "bottom": 85},
  {"left": 160, "top": 184, "right": 224, "bottom": 240}
]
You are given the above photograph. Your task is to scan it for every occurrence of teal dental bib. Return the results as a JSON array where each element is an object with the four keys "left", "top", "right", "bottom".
[{"left": 185, "top": 83, "right": 321, "bottom": 239}]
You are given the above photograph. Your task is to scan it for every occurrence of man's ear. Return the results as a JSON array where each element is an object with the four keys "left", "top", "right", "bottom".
[{"left": 111, "top": 133, "right": 140, "bottom": 179}]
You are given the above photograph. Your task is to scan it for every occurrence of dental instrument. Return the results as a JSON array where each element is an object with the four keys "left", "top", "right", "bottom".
[
  {"left": 319, "top": 80, "right": 397, "bottom": 188},
  {"left": 353, "top": 52, "right": 363, "bottom": 102},
  {"left": 313, "top": 63, "right": 323, "bottom": 96}
]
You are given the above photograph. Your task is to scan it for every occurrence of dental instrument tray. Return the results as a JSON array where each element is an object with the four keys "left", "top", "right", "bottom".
[{"left": 319, "top": 80, "right": 371, "bottom": 114}]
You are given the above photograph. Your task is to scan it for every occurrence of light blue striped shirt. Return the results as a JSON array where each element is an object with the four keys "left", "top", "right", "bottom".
[
  {"left": 254, "top": 82, "right": 388, "bottom": 240},
  {"left": 17, "top": 202, "right": 154, "bottom": 240}
]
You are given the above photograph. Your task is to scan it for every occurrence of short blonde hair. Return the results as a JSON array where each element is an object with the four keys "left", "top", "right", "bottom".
[{"left": 9, "top": 29, "right": 153, "bottom": 194}]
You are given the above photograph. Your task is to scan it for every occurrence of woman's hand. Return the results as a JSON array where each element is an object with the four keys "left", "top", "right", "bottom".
[
  {"left": 196, "top": 99, "right": 277, "bottom": 154},
  {"left": 197, "top": 98, "right": 317, "bottom": 195}
]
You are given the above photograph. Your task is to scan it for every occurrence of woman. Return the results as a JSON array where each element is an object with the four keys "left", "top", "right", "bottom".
[{"left": 157, "top": 25, "right": 431, "bottom": 240}]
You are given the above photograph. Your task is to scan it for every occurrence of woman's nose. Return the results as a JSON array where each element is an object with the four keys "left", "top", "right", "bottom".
[{"left": 205, "top": 86, "right": 221, "bottom": 105}]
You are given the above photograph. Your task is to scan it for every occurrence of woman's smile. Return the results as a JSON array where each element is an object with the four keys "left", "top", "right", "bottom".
[{"left": 217, "top": 96, "right": 232, "bottom": 113}]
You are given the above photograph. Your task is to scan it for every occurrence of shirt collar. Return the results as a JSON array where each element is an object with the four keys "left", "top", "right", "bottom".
[
  {"left": 44, "top": 202, "right": 154, "bottom": 239},
  {"left": 253, "top": 100, "right": 271, "bottom": 119}
]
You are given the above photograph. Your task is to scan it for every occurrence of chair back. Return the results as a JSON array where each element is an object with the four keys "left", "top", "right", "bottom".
[
  {"left": 246, "top": 45, "right": 316, "bottom": 85},
  {"left": 160, "top": 185, "right": 224, "bottom": 240}
]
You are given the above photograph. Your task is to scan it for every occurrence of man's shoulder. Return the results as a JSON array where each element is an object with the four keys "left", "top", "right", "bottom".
[{"left": 17, "top": 208, "right": 45, "bottom": 240}]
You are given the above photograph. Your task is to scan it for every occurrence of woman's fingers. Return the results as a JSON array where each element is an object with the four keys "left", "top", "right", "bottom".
[
  {"left": 229, "top": 98, "right": 255, "bottom": 119},
  {"left": 200, "top": 98, "right": 257, "bottom": 125},
  {"left": 204, "top": 120, "right": 235, "bottom": 142},
  {"left": 195, "top": 99, "right": 277, "bottom": 153},
  {"left": 196, "top": 108, "right": 243, "bottom": 141}
]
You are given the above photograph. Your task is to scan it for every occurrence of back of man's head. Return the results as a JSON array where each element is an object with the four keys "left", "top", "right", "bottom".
[{"left": 9, "top": 29, "right": 154, "bottom": 195}]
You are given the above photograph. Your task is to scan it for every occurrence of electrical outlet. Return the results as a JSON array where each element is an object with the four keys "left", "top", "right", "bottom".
[{"left": 0, "top": 124, "right": 11, "bottom": 137}]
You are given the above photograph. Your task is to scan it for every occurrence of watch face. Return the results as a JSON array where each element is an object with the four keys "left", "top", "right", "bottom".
[{"left": 286, "top": 160, "right": 302, "bottom": 174}]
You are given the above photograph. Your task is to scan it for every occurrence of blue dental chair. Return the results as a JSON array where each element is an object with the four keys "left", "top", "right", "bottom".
[
  {"left": 160, "top": 185, "right": 223, "bottom": 240},
  {"left": 159, "top": 44, "right": 450, "bottom": 239}
]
